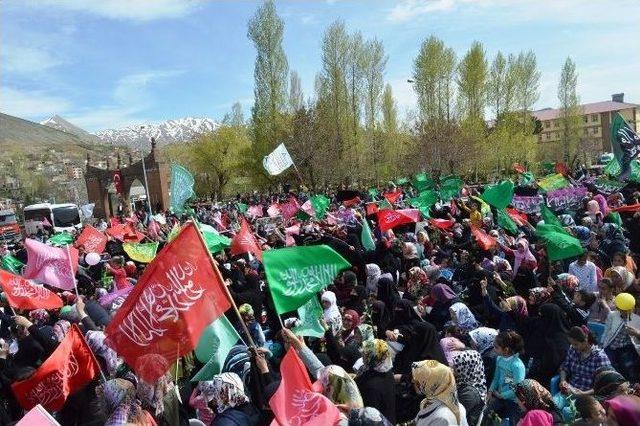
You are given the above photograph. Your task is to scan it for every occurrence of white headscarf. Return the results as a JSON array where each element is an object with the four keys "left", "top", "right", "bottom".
[
  {"left": 366, "top": 263, "right": 381, "bottom": 295},
  {"left": 321, "top": 291, "right": 342, "bottom": 335}
]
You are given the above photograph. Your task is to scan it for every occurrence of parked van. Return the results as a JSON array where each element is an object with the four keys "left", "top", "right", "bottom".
[{"left": 23, "top": 203, "right": 82, "bottom": 235}]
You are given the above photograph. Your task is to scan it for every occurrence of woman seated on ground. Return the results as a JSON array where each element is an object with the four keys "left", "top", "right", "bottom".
[
  {"left": 354, "top": 339, "right": 396, "bottom": 424},
  {"left": 573, "top": 395, "right": 607, "bottom": 425},
  {"left": 560, "top": 326, "right": 611, "bottom": 395},
  {"left": 411, "top": 359, "right": 468, "bottom": 426},
  {"left": 468, "top": 326, "right": 498, "bottom": 385},
  {"left": 606, "top": 395, "right": 640, "bottom": 425}
]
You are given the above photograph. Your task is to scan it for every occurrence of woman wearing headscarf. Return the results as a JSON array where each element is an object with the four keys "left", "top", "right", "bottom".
[
  {"left": 586, "top": 199, "right": 604, "bottom": 225},
  {"left": 448, "top": 302, "right": 479, "bottom": 332},
  {"left": 355, "top": 339, "right": 396, "bottom": 424},
  {"left": 514, "top": 379, "right": 564, "bottom": 424},
  {"left": 502, "top": 241, "right": 536, "bottom": 298},
  {"left": 599, "top": 224, "right": 628, "bottom": 264},
  {"left": 482, "top": 278, "right": 528, "bottom": 331},
  {"left": 86, "top": 330, "right": 120, "bottom": 377},
  {"left": 366, "top": 263, "right": 382, "bottom": 296},
  {"left": 370, "top": 300, "right": 390, "bottom": 339},
  {"left": 406, "top": 266, "right": 429, "bottom": 300},
  {"left": 469, "top": 327, "right": 499, "bottom": 385},
  {"left": 192, "top": 373, "right": 259, "bottom": 426},
  {"left": 313, "top": 365, "right": 364, "bottom": 409},
  {"left": 606, "top": 395, "right": 640, "bottom": 426},
  {"left": 321, "top": 291, "right": 343, "bottom": 336},
  {"left": 594, "top": 368, "right": 632, "bottom": 401},
  {"left": 439, "top": 337, "right": 486, "bottom": 425},
  {"left": 527, "top": 287, "right": 551, "bottom": 315},
  {"left": 425, "top": 283, "right": 458, "bottom": 331},
  {"left": 376, "top": 276, "right": 400, "bottom": 314},
  {"left": 136, "top": 373, "right": 179, "bottom": 425},
  {"left": 387, "top": 299, "right": 447, "bottom": 374},
  {"left": 411, "top": 360, "right": 469, "bottom": 426},
  {"left": 345, "top": 285, "right": 367, "bottom": 315},
  {"left": 525, "top": 304, "right": 570, "bottom": 389},
  {"left": 340, "top": 309, "right": 362, "bottom": 349},
  {"left": 97, "top": 378, "right": 155, "bottom": 426}
]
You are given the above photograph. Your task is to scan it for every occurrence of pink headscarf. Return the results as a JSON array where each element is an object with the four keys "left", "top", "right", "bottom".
[
  {"left": 607, "top": 395, "right": 640, "bottom": 426},
  {"left": 512, "top": 238, "right": 536, "bottom": 277},
  {"left": 593, "top": 194, "right": 610, "bottom": 217},
  {"left": 519, "top": 410, "right": 553, "bottom": 426},
  {"left": 440, "top": 337, "right": 466, "bottom": 366}
]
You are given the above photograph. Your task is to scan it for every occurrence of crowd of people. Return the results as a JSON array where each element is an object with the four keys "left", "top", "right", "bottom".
[{"left": 2, "top": 169, "right": 640, "bottom": 426}]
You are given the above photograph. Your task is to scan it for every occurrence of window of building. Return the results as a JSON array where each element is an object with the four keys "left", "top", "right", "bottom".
[
  {"left": 584, "top": 128, "right": 589, "bottom": 136},
  {"left": 546, "top": 133, "right": 550, "bottom": 140},
  {"left": 591, "top": 114, "right": 598, "bottom": 122},
  {"left": 545, "top": 120, "right": 551, "bottom": 128},
  {"left": 583, "top": 115, "right": 588, "bottom": 123},
  {"left": 553, "top": 120, "right": 558, "bottom": 127}
]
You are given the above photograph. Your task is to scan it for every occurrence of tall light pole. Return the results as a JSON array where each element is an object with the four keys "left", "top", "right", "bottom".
[{"left": 139, "top": 126, "right": 153, "bottom": 217}]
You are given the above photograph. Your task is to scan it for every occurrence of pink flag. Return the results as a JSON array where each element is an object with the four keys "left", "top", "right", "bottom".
[
  {"left": 23, "top": 239, "right": 78, "bottom": 291},
  {"left": 280, "top": 198, "right": 300, "bottom": 221},
  {"left": 397, "top": 208, "right": 421, "bottom": 222},
  {"left": 248, "top": 205, "right": 264, "bottom": 218},
  {"left": 285, "top": 224, "right": 300, "bottom": 247},
  {"left": 267, "top": 203, "right": 280, "bottom": 218},
  {"left": 98, "top": 285, "right": 134, "bottom": 307},
  {"left": 301, "top": 200, "right": 315, "bottom": 217}
]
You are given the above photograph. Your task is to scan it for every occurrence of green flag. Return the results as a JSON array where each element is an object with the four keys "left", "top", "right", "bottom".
[
  {"left": 199, "top": 223, "right": 231, "bottom": 254},
  {"left": 536, "top": 223, "right": 584, "bottom": 261},
  {"left": 439, "top": 176, "right": 463, "bottom": 201},
  {"left": 47, "top": 232, "right": 74, "bottom": 247},
  {"left": 608, "top": 212, "right": 622, "bottom": 227},
  {"left": 540, "top": 204, "right": 564, "bottom": 229},
  {"left": 192, "top": 315, "right": 241, "bottom": 381},
  {"left": 593, "top": 175, "right": 627, "bottom": 195},
  {"left": 292, "top": 297, "right": 325, "bottom": 338},
  {"left": 497, "top": 208, "right": 519, "bottom": 235},
  {"left": 519, "top": 172, "right": 535, "bottom": 186},
  {"left": 361, "top": 219, "right": 376, "bottom": 252},
  {"left": 237, "top": 202, "right": 248, "bottom": 214},
  {"left": 481, "top": 180, "right": 514, "bottom": 210},
  {"left": 167, "top": 223, "right": 181, "bottom": 242},
  {"left": 538, "top": 173, "right": 569, "bottom": 192},
  {"left": 603, "top": 159, "right": 640, "bottom": 183},
  {"left": 170, "top": 163, "right": 195, "bottom": 214},
  {"left": 264, "top": 245, "right": 351, "bottom": 314},
  {"left": 413, "top": 172, "right": 434, "bottom": 191},
  {"left": 395, "top": 177, "right": 409, "bottom": 185},
  {"left": 1, "top": 255, "right": 24, "bottom": 275},
  {"left": 368, "top": 188, "right": 379, "bottom": 199},
  {"left": 409, "top": 190, "right": 438, "bottom": 217},
  {"left": 123, "top": 242, "right": 159, "bottom": 263},
  {"left": 310, "top": 195, "right": 330, "bottom": 219}
]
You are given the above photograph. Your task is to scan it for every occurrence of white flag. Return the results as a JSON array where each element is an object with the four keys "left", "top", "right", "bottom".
[{"left": 263, "top": 143, "right": 294, "bottom": 176}]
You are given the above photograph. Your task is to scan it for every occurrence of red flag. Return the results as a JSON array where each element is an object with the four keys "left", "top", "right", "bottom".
[
  {"left": 471, "top": 226, "right": 497, "bottom": 251},
  {"left": 74, "top": 226, "right": 107, "bottom": 253},
  {"left": 269, "top": 348, "right": 341, "bottom": 426},
  {"left": 383, "top": 191, "right": 402, "bottom": 205},
  {"left": 506, "top": 208, "right": 528, "bottom": 226},
  {"left": 11, "top": 325, "right": 99, "bottom": 412},
  {"left": 23, "top": 239, "right": 78, "bottom": 291},
  {"left": 342, "top": 196, "right": 361, "bottom": 208},
  {"left": 105, "top": 222, "right": 231, "bottom": 382},
  {"left": 429, "top": 218, "right": 455, "bottom": 230},
  {"left": 377, "top": 209, "right": 417, "bottom": 232},
  {"left": 555, "top": 162, "right": 570, "bottom": 176},
  {"left": 365, "top": 202, "right": 379, "bottom": 216},
  {"left": 106, "top": 223, "right": 144, "bottom": 242},
  {"left": 612, "top": 203, "right": 640, "bottom": 213},
  {"left": 512, "top": 163, "right": 526, "bottom": 174},
  {"left": 0, "top": 270, "right": 63, "bottom": 310},
  {"left": 230, "top": 218, "right": 263, "bottom": 261},
  {"left": 280, "top": 198, "right": 300, "bottom": 221},
  {"left": 109, "top": 217, "right": 121, "bottom": 227},
  {"left": 112, "top": 170, "right": 123, "bottom": 193}
]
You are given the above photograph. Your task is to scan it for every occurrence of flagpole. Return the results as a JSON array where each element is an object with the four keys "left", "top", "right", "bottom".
[
  {"left": 66, "top": 245, "right": 79, "bottom": 299},
  {"left": 191, "top": 221, "right": 257, "bottom": 348}
]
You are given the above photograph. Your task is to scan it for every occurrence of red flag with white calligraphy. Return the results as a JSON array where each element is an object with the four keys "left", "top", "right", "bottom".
[
  {"left": 11, "top": 325, "right": 99, "bottom": 412},
  {"left": 0, "top": 269, "right": 63, "bottom": 310},
  {"left": 74, "top": 225, "right": 107, "bottom": 253},
  {"left": 383, "top": 190, "right": 403, "bottom": 205},
  {"left": 230, "top": 218, "right": 263, "bottom": 261},
  {"left": 471, "top": 226, "right": 497, "bottom": 251},
  {"left": 376, "top": 209, "right": 418, "bottom": 232},
  {"left": 106, "top": 223, "right": 145, "bottom": 242},
  {"left": 105, "top": 222, "right": 231, "bottom": 382},
  {"left": 269, "top": 348, "right": 341, "bottom": 426}
]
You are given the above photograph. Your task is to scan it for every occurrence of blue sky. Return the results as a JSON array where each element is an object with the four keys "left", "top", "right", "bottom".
[{"left": 2, "top": 0, "right": 639, "bottom": 132}]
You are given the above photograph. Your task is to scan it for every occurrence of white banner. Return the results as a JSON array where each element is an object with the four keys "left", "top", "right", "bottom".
[{"left": 263, "top": 143, "right": 294, "bottom": 176}]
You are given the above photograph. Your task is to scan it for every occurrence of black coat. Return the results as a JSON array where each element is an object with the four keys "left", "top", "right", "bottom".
[{"left": 355, "top": 370, "right": 397, "bottom": 424}]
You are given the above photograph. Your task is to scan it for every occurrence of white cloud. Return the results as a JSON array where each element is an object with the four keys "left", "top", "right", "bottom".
[
  {"left": 388, "top": 0, "right": 491, "bottom": 22},
  {"left": 29, "top": 0, "right": 199, "bottom": 22},
  {"left": 113, "top": 70, "right": 184, "bottom": 105},
  {"left": 0, "top": 87, "right": 71, "bottom": 119},
  {"left": 64, "top": 106, "right": 144, "bottom": 131},
  {"left": 2, "top": 44, "right": 65, "bottom": 75}
]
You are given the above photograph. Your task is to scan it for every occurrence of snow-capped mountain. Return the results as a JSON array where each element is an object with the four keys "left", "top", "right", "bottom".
[
  {"left": 40, "top": 114, "right": 91, "bottom": 136},
  {"left": 96, "top": 117, "right": 219, "bottom": 149}
]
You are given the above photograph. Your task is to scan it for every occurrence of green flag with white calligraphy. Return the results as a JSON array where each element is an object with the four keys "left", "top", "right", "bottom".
[
  {"left": 264, "top": 245, "right": 351, "bottom": 315},
  {"left": 170, "top": 163, "right": 195, "bottom": 214},
  {"left": 192, "top": 315, "right": 241, "bottom": 381},
  {"left": 292, "top": 297, "right": 325, "bottom": 338}
]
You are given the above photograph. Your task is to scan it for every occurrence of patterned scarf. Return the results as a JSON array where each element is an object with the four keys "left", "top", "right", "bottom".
[
  {"left": 361, "top": 339, "right": 393, "bottom": 373},
  {"left": 514, "top": 379, "right": 556, "bottom": 411},
  {"left": 314, "top": 365, "right": 364, "bottom": 408},
  {"left": 411, "top": 360, "right": 461, "bottom": 423}
]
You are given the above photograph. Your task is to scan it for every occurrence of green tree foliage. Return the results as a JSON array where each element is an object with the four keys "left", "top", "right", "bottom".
[
  {"left": 557, "top": 56, "right": 583, "bottom": 164},
  {"left": 457, "top": 41, "right": 488, "bottom": 123},
  {"left": 413, "top": 36, "right": 456, "bottom": 123}
]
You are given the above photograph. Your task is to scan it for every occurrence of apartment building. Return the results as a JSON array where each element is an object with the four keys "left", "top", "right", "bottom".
[{"left": 532, "top": 93, "right": 639, "bottom": 157}]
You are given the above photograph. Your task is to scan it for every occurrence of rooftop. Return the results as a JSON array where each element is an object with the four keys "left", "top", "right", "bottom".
[{"left": 533, "top": 100, "right": 639, "bottom": 122}]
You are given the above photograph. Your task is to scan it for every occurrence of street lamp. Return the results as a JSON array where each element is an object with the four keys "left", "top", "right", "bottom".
[{"left": 139, "top": 126, "right": 153, "bottom": 217}]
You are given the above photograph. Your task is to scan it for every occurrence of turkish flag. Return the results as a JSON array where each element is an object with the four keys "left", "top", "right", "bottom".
[
  {"left": 112, "top": 170, "right": 123, "bottom": 194},
  {"left": 0, "top": 269, "right": 63, "bottom": 310},
  {"left": 429, "top": 218, "right": 455, "bottom": 230},
  {"left": 269, "top": 348, "right": 341, "bottom": 426},
  {"left": 11, "top": 325, "right": 99, "bottom": 412},
  {"left": 230, "top": 218, "right": 263, "bottom": 261},
  {"left": 471, "top": 226, "right": 497, "bottom": 251},
  {"left": 384, "top": 190, "right": 403, "bottom": 205},
  {"left": 377, "top": 209, "right": 418, "bottom": 232},
  {"left": 74, "top": 226, "right": 107, "bottom": 253},
  {"left": 105, "top": 222, "right": 231, "bottom": 382}
]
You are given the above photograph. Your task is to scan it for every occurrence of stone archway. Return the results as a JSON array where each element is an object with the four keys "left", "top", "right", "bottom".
[{"left": 85, "top": 139, "right": 170, "bottom": 218}]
